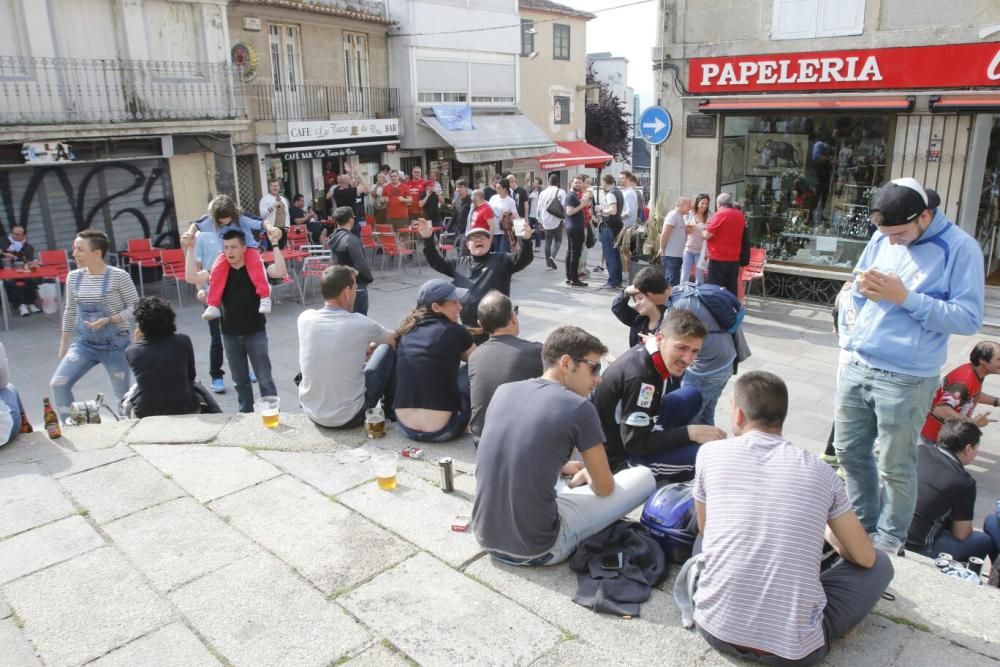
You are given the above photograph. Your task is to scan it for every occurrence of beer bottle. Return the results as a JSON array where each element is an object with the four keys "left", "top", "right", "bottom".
[
  {"left": 18, "top": 408, "right": 33, "bottom": 434},
  {"left": 42, "top": 397, "right": 61, "bottom": 439}
]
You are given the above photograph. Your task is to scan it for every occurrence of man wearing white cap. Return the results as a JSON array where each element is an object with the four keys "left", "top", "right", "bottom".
[{"left": 835, "top": 177, "right": 984, "bottom": 554}]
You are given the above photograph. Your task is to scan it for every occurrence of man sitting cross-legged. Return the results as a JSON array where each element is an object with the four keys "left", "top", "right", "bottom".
[
  {"left": 690, "top": 371, "right": 892, "bottom": 666},
  {"left": 468, "top": 291, "right": 543, "bottom": 446},
  {"left": 592, "top": 309, "right": 725, "bottom": 482},
  {"left": 297, "top": 265, "right": 396, "bottom": 428},
  {"left": 472, "top": 326, "right": 656, "bottom": 565}
]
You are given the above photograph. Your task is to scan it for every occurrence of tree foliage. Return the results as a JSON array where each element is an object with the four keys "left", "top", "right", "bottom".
[{"left": 585, "top": 64, "right": 633, "bottom": 163}]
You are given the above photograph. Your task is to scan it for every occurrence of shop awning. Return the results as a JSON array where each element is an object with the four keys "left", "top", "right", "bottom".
[
  {"left": 535, "top": 141, "right": 612, "bottom": 170},
  {"left": 930, "top": 96, "right": 1000, "bottom": 112},
  {"left": 421, "top": 113, "right": 556, "bottom": 163},
  {"left": 697, "top": 96, "right": 915, "bottom": 113}
]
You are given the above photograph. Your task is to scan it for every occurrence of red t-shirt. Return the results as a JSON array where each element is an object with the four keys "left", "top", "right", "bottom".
[
  {"left": 472, "top": 203, "right": 495, "bottom": 234},
  {"left": 920, "top": 363, "right": 982, "bottom": 442},
  {"left": 405, "top": 179, "right": 429, "bottom": 216},
  {"left": 705, "top": 207, "right": 745, "bottom": 262},
  {"left": 383, "top": 184, "right": 409, "bottom": 219}
]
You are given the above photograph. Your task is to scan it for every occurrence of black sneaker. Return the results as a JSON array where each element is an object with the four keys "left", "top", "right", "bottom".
[
  {"left": 547, "top": 258, "right": 557, "bottom": 270},
  {"left": 569, "top": 280, "right": 589, "bottom": 287}
]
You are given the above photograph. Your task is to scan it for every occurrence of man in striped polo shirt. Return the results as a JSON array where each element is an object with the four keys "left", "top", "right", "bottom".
[{"left": 692, "top": 371, "right": 892, "bottom": 665}]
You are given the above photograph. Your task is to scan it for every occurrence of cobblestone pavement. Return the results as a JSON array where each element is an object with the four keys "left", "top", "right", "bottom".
[{"left": 1, "top": 252, "right": 999, "bottom": 665}]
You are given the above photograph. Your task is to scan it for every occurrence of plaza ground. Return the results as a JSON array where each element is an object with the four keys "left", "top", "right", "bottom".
[{"left": 1, "top": 251, "right": 998, "bottom": 665}]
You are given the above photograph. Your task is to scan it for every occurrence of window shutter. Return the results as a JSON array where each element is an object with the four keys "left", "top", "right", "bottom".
[
  {"left": 771, "top": 0, "right": 818, "bottom": 40},
  {"left": 470, "top": 62, "right": 515, "bottom": 98},
  {"left": 416, "top": 59, "right": 468, "bottom": 94},
  {"left": 817, "top": 0, "right": 864, "bottom": 37}
]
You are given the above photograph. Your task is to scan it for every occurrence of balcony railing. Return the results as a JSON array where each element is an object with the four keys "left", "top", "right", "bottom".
[
  {"left": 0, "top": 56, "right": 246, "bottom": 125},
  {"left": 247, "top": 83, "right": 398, "bottom": 121}
]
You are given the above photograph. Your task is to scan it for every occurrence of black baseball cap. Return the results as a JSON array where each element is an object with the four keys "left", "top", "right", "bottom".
[{"left": 871, "top": 178, "right": 931, "bottom": 226}]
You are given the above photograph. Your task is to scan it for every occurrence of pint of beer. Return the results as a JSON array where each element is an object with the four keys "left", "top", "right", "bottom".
[
  {"left": 365, "top": 404, "right": 386, "bottom": 439},
  {"left": 256, "top": 396, "right": 280, "bottom": 428},
  {"left": 372, "top": 451, "right": 398, "bottom": 490}
]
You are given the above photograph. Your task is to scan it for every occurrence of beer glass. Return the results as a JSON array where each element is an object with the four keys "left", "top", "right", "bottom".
[
  {"left": 372, "top": 451, "right": 398, "bottom": 490},
  {"left": 256, "top": 396, "right": 280, "bottom": 428}
]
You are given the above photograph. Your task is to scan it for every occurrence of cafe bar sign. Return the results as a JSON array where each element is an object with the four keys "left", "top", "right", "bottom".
[
  {"left": 287, "top": 118, "right": 399, "bottom": 143},
  {"left": 689, "top": 42, "right": 1000, "bottom": 94}
]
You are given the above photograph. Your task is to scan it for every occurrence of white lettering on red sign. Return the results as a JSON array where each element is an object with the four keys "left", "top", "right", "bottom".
[
  {"left": 700, "top": 55, "right": 883, "bottom": 88},
  {"left": 989, "top": 49, "right": 1000, "bottom": 81}
]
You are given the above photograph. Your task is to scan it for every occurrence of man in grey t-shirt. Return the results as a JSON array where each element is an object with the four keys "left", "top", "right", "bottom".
[
  {"left": 659, "top": 197, "right": 692, "bottom": 286},
  {"left": 472, "top": 326, "right": 656, "bottom": 564},
  {"left": 468, "top": 292, "right": 543, "bottom": 445},
  {"left": 297, "top": 265, "right": 395, "bottom": 428}
]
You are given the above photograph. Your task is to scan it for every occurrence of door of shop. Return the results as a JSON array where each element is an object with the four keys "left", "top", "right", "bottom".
[{"left": 890, "top": 113, "right": 973, "bottom": 224}]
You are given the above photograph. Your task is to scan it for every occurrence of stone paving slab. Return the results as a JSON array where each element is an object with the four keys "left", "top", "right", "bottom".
[
  {"left": 215, "top": 413, "right": 365, "bottom": 451},
  {"left": 893, "top": 628, "right": 995, "bottom": 666},
  {"left": 368, "top": 428, "right": 478, "bottom": 475},
  {"left": 0, "top": 596, "right": 10, "bottom": 618},
  {"left": 104, "top": 497, "right": 259, "bottom": 593},
  {"left": 170, "top": 552, "right": 371, "bottom": 667},
  {"left": 339, "top": 552, "right": 563, "bottom": 666},
  {"left": 876, "top": 554, "right": 1000, "bottom": 659},
  {"left": 126, "top": 414, "right": 232, "bottom": 444},
  {"left": 88, "top": 623, "right": 221, "bottom": 667},
  {"left": 0, "top": 617, "right": 42, "bottom": 666},
  {"left": 256, "top": 450, "right": 375, "bottom": 495},
  {"left": 133, "top": 445, "right": 281, "bottom": 503},
  {"left": 0, "top": 515, "right": 104, "bottom": 585},
  {"left": 0, "top": 461, "right": 76, "bottom": 539},
  {"left": 38, "top": 446, "right": 136, "bottom": 480},
  {"left": 344, "top": 641, "right": 413, "bottom": 666},
  {"left": 58, "top": 456, "right": 185, "bottom": 524},
  {"left": 2, "top": 547, "right": 174, "bottom": 666},
  {"left": 337, "top": 470, "right": 482, "bottom": 567},
  {"left": 56, "top": 420, "right": 137, "bottom": 451},
  {"left": 209, "top": 475, "right": 415, "bottom": 595},
  {"left": 0, "top": 434, "right": 63, "bottom": 466}
]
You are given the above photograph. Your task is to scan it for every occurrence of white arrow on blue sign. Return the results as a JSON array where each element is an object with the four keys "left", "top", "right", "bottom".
[{"left": 638, "top": 106, "right": 672, "bottom": 145}]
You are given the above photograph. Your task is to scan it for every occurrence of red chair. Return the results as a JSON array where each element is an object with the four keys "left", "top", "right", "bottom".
[
  {"left": 286, "top": 225, "right": 308, "bottom": 250},
  {"left": 300, "top": 253, "right": 333, "bottom": 300},
  {"left": 374, "top": 223, "right": 395, "bottom": 237},
  {"left": 438, "top": 232, "right": 456, "bottom": 258},
  {"left": 37, "top": 249, "right": 71, "bottom": 311},
  {"left": 375, "top": 232, "right": 415, "bottom": 272},
  {"left": 159, "top": 248, "right": 188, "bottom": 306},
  {"left": 739, "top": 248, "right": 767, "bottom": 304},
  {"left": 124, "top": 238, "right": 162, "bottom": 297},
  {"left": 360, "top": 225, "right": 379, "bottom": 261}
]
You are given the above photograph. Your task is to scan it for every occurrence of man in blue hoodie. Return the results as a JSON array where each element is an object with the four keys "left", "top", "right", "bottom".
[{"left": 835, "top": 178, "right": 984, "bottom": 554}]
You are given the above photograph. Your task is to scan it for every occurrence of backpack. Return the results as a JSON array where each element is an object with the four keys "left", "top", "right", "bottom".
[{"left": 672, "top": 283, "right": 745, "bottom": 334}]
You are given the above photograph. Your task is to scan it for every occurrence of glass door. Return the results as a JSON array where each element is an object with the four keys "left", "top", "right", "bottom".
[
  {"left": 343, "top": 32, "right": 370, "bottom": 114},
  {"left": 269, "top": 24, "right": 303, "bottom": 120}
]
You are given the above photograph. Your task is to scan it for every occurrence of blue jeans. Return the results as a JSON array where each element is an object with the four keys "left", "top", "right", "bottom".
[
  {"left": 1, "top": 383, "right": 23, "bottom": 443},
  {"left": 627, "top": 385, "right": 703, "bottom": 482},
  {"left": 681, "top": 366, "right": 733, "bottom": 426},
  {"left": 397, "top": 365, "right": 470, "bottom": 443},
  {"left": 600, "top": 225, "right": 623, "bottom": 287},
  {"left": 492, "top": 235, "right": 511, "bottom": 254},
  {"left": 332, "top": 344, "right": 396, "bottom": 429},
  {"left": 50, "top": 338, "right": 131, "bottom": 421},
  {"left": 929, "top": 512, "right": 1000, "bottom": 563},
  {"left": 680, "top": 250, "right": 703, "bottom": 285},
  {"left": 663, "top": 255, "right": 684, "bottom": 287},
  {"left": 834, "top": 357, "right": 938, "bottom": 545},
  {"left": 221, "top": 330, "right": 277, "bottom": 413}
]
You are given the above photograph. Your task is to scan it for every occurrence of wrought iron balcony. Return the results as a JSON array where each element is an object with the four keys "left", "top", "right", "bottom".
[
  {"left": 0, "top": 57, "right": 246, "bottom": 125},
  {"left": 247, "top": 83, "right": 398, "bottom": 121}
]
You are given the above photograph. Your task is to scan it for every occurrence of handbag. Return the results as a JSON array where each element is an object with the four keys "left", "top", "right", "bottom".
[
  {"left": 585, "top": 222, "right": 596, "bottom": 249},
  {"left": 545, "top": 190, "right": 566, "bottom": 219}
]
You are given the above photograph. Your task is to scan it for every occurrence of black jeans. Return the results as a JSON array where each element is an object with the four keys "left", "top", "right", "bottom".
[
  {"left": 565, "top": 226, "right": 584, "bottom": 282},
  {"left": 353, "top": 286, "right": 369, "bottom": 316},
  {"left": 544, "top": 225, "right": 563, "bottom": 260},
  {"left": 208, "top": 317, "right": 224, "bottom": 380},
  {"left": 4, "top": 278, "right": 39, "bottom": 308},
  {"left": 707, "top": 259, "right": 740, "bottom": 296}
]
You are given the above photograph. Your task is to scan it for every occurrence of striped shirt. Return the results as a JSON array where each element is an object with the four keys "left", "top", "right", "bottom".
[
  {"left": 693, "top": 431, "right": 851, "bottom": 660},
  {"left": 61, "top": 267, "right": 139, "bottom": 334}
]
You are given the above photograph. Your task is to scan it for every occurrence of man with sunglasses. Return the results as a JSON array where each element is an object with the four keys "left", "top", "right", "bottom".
[
  {"left": 592, "top": 309, "right": 726, "bottom": 482},
  {"left": 835, "top": 177, "right": 983, "bottom": 555},
  {"left": 468, "top": 291, "right": 543, "bottom": 446}
]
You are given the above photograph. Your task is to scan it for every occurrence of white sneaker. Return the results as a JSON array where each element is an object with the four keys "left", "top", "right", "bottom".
[
  {"left": 18, "top": 304, "right": 29, "bottom": 317},
  {"left": 27, "top": 304, "right": 41, "bottom": 313},
  {"left": 201, "top": 305, "right": 221, "bottom": 321},
  {"left": 258, "top": 297, "right": 272, "bottom": 314}
]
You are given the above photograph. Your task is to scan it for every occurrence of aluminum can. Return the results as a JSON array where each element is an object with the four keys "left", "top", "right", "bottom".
[{"left": 438, "top": 457, "right": 454, "bottom": 493}]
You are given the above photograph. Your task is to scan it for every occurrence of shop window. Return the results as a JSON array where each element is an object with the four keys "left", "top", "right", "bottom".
[
  {"left": 521, "top": 19, "right": 535, "bottom": 57},
  {"left": 553, "top": 96, "right": 570, "bottom": 125},
  {"left": 719, "top": 114, "right": 890, "bottom": 272},
  {"left": 553, "top": 24, "right": 570, "bottom": 61},
  {"left": 771, "top": 0, "right": 865, "bottom": 40}
]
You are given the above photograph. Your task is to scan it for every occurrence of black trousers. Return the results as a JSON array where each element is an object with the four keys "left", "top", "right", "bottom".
[
  {"left": 208, "top": 317, "right": 224, "bottom": 380},
  {"left": 4, "top": 278, "right": 39, "bottom": 308},
  {"left": 565, "top": 226, "right": 584, "bottom": 282},
  {"left": 707, "top": 259, "right": 740, "bottom": 296}
]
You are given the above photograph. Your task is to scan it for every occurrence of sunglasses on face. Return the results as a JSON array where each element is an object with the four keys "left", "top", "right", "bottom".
[{"left": 573, "top": 357, "right": 602, "bottom": 376}]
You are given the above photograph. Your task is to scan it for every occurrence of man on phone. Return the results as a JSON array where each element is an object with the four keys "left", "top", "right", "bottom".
[{"left": 835, "top": 177, "right": 983, "bottom": 553}]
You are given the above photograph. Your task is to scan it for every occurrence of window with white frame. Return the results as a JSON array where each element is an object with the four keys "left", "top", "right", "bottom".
[
  {"left": 553, "top": 96, "right": 570, "bottom": 125},
  {"left": 416, "top": 56, "right": 516, "bottom": 105},
  {"left": 343, "top": 32, "right": 370, "bottom": 88},
  {"left": 771, "top": 0, "right": 865, "bottom": 40}
]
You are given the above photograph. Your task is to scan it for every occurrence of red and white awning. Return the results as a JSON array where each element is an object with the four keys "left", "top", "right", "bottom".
[{"left": 536, "top": 141, "right": 612, "bottom": 170}]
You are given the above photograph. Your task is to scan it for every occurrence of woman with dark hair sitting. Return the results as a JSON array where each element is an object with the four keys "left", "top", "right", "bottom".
[
  {"left": 125, "top": 297, "right": 200, "bottom": 418},
  {"left": 393, "top": 279, "right": 476, "bottom": 442}
]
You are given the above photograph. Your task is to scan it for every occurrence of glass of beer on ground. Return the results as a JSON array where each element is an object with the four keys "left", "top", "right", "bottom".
[
  {"left": 256, "top": 396, "right": 280, "bottom": 428},
  {"left": 365, "top": 404, "right": 386, "bottom": 438},
  {"left": 372, "top": 451, "right": 398, "bottom": 490}
]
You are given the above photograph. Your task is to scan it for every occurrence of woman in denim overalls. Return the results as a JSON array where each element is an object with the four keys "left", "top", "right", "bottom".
[{"left": 49, "top": 230, "right": 139, "bottom": 422}]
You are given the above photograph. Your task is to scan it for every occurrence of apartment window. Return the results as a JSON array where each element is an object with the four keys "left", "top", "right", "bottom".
[
  {"left": 553, "top": 96, "right": 570, "bottom": 124},
  {"left": 772, "top": 0, "right": 864, "bottom": 40},
  {"left": 145, "top": 1, "right": 206, "bottom": 64},
  {"left": 416, "top": 57, "right": 515, "bottom": 105},
  {"left": 553, "top": 24, "right": 570, "bottom": 60},
  {"left": 344, "top": 32, "right": 370, "bottom": 88},
  {"left": 0, "top": 0, "right": 27, "bottom": 60},
  {"left": 520, "top": 19, "right": 535, "bottom": 57}
]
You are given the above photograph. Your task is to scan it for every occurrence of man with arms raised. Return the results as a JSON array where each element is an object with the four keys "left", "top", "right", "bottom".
[{"left": 472, "top": 326, "right": 655, "bottom": 565}]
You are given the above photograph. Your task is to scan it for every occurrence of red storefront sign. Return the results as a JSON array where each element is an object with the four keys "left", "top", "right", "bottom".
[{"left": 689, "top": 42, "right": 1000, "bottom": 94}]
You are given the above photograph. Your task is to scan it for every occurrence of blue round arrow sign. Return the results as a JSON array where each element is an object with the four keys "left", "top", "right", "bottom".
[{"left": 638, "top": 106, "right": 672, "bottom": 146}]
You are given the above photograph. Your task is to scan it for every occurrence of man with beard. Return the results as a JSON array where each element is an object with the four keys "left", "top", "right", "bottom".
[{"left": 418, "top": 192, "right": 533, "bottom": 341}]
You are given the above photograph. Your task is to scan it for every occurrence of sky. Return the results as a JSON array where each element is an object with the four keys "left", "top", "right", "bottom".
[{"left": 573, "top": 0, "right": 657, "bottom": 106}]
